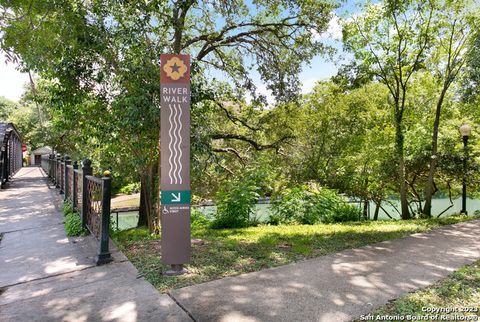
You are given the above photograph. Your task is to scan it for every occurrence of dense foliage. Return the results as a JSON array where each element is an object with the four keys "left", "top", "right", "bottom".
[
  {"left": 211, "top": 161, "right": 271, "bottom": 228},
  {"left": 269, "top": 185, "right": 361, "bottom": 225},
  {"left": 0, "top": 0, "right": 335, "bottom": 231},
  {"left": 1, "top": 0, "right": 480, "bottom": 229}
]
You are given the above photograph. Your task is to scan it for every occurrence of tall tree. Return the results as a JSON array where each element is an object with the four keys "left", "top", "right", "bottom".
[
  {"left": 343, "top": 0, "right": 435, "bottom": 219},
  {"left": 462, "top": 31, "right": 480, "bottom": 103},
  {"left": 0, "top": 96, "right": 17, "bottom": 121},
  {"left": 0, "top": 0, "right": 336, "bottom": 230},
  {"left": 422, "top": 1, "right": 478, "bottom": 217}
]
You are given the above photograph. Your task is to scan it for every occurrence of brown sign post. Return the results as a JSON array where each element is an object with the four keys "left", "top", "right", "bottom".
[{"left": 160, "top": 54, "right": 191, "bottom": 275}]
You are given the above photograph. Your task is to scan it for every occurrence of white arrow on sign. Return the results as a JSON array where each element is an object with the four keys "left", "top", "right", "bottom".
[{"left": 171, "top": 192, "right": 181, "bottom": 202}]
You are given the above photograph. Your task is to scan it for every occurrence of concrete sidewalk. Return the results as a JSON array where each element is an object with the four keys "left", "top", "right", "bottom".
[
  {"left": 172, "top": 220, "right": 480, "bottom": 322},
  {"left": 0, "top": 167, "right": 191, "bottom": 322}
]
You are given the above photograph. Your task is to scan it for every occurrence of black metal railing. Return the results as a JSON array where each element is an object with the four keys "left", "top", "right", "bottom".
[
  {"left": 0, "top": 123, "right": 22, "bottom": 187},
  {"left": 41, "top": 155, "right": 112, "bottom": 265}
]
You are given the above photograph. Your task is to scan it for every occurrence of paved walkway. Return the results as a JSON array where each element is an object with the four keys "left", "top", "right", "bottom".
[
  {"left": 2, "top": 167, "right": 480, "bottom": 322},
  {"left": 0, "top": 167, "right": 191, "bottom": 322},
  {"left": 172, "top": 220, "right": 480, "bottom": 322}
]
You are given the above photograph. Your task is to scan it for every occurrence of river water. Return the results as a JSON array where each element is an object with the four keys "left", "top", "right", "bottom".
[
  {"left": 111, "top": 197, "right": 480, "bottom": 230},
  {"left": 195, "top": 197, "right": 480, "bottom": 221}
]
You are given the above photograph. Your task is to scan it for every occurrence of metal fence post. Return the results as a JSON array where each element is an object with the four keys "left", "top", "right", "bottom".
[
  {"left": 1, "top": 146, "right": 6, "bottom": 185},
  {"left": 72, "top": 161, "right": 78, "bottom": 211},
  {"left": 55, "top": 154, "right": 61, "bottom": 188},
  {"left": 55, "top": 155, "right": 58, "bottom": 184},
  {"left": 64, "top": 156, "right": 71, "bottom": 201},
  {"left": 51, "top": 155, "right": 55, "bottom": 183},
  {"left": 52, "top": 155, "right": 55, "bottom": 184},
  {"left": 96, "top": 171, "right": 112, "bottom": 265},
  {"left": 59, "top": 156, "right": 65, "bottom": 194},
  {"left": 5, "top": 138, "right": 10, "bottom": 182},
  {"left": 81, "top": 159, "right": 92, "bottom": 228},
  {"left": 49, "top": 154, "right": 54, "bottom": 179}
]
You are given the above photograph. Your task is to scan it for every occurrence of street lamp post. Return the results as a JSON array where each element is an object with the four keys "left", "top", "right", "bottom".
[{"left": 459, "top": 123, "right": 471, "bottom": 215}]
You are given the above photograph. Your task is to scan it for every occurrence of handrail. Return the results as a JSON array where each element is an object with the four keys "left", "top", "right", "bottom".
[{"left": 43, "top": 155, "right": 112, "bottom": 265}]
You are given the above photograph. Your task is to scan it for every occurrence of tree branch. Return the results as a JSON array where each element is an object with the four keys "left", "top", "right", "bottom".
[{"left": 211, "top": 133, "right": 294, "bottom": 151}]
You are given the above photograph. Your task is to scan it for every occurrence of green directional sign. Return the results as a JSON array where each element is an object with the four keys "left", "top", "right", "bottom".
[{"left": 161, "top": 190, "right": 191, "bottom": 205}]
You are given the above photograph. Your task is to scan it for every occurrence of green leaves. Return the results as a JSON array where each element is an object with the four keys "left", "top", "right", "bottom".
[
  {"left": 269, "top": 184, "right": 361, "bottom": 225},
  {"left": 212, "top": 160, "right": 272, "bottom": 228}
]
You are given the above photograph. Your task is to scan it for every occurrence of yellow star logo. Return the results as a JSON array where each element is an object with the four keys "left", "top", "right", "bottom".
[{"left": 163, "top": 57, "right": 188, "bottom": 81}]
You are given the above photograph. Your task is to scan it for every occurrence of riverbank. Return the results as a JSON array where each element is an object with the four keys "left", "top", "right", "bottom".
[{"left": 112, "top": 215, "right": 480, "bottom": 292}]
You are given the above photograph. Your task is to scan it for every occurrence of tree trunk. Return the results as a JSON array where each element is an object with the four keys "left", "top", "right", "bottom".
[
  {"left": 373, "top": 201, "right": 380, "bottom": 221},
  {"left": 137, "top": 179, "right": 148, "bottom": 227},
  {"left": 423, "top": 87, "right": 448, "bottom": 217},
  {"left": 146, "top": 164, "right": 160, "bottom": 233},
  {"left": 396, "top": 120, "right": 410, "bottom": 219},
  {"left": 136, "top": 164, "right": 160, "bottom": 233},
  {"left": 150, "top": 163, "right": 160, "bottom": 233},
  {"left": 363, "top": 199, "right": 369, "bottom": 219},
  {"left": 145, "top": 167, "right": 154, "bottom": 232}
]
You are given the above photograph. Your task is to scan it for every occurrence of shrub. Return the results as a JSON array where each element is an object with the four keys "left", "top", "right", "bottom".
[
  {"left": 211, "top": 162, "right": 271, "bottom": 229},
  {"left": 211, "top": 180, "right": 260, "bottom": 229},
  {"left": 63, "top": 201, "right": 73, "bottom": 216},
  {"left": 191, "top": 208, "right": 210, "bottom": 229},
  {"left": 65, "top": 213, "right": 88, "bottom": 236},
  {"left": 269, "top": 185, "right": 361, "bottom": 225},
  {"left": 268, "top": 187, "right": 307, "bottom": 225},
  {"left": 119, "top": 182, "right": 141, "bottom": 195},
  {"left": 323, "top": 202, "right": 362, "bottom": 223}
]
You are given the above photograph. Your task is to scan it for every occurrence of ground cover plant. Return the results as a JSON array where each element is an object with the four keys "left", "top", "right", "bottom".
[
  {"left": 63, "top": 201, "right": 88, "bottom": 237},
  {"left": 112, "top": 215, "right": 479, "bottom": 293}
]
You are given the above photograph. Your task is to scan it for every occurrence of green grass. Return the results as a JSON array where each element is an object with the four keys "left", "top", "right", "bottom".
[
  {"left": 112, "top": 215, "right": 480, "bottom": 293},
  {"left": 368, "top": 260, "right": 480, "bottom": 321}
]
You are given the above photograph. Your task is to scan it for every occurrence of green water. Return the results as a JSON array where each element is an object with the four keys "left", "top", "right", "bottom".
[
  {"left": 196, "top": 197, "right": 479, "bottom": 221},
  {"left": 111, "top": 197, "right": 480, "bottom": 231},
  {"left": 111, "top": 212, "right": 139, "bottom": 231}
]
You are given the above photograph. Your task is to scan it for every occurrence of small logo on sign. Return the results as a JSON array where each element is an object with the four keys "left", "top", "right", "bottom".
[{"left": 163, "top": 57, "right": 188, "bottom": 81}]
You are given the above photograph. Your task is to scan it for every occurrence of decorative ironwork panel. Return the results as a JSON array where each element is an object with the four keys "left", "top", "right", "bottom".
[
  {"left": 60, "top": 164, "right": 64, "bottom": 191},
  {"left": 86, "top": 177, "right": 102, "bottom": 239},
  {"left": 75, "top": 170, "right": 82, "bottom": 212},
  {"left": 56, "top": 162, "right": 60, "bottom": 184},
  {"left": 67, "top": 165, "right": 74, "bottom": 202},
  {"left": 41, "top": 156, "right": 49, "bottom": 174}
]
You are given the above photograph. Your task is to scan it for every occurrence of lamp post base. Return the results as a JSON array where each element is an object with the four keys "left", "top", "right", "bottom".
[{"left": 460, "top": 211, "right": 468, "bottom": 216}]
